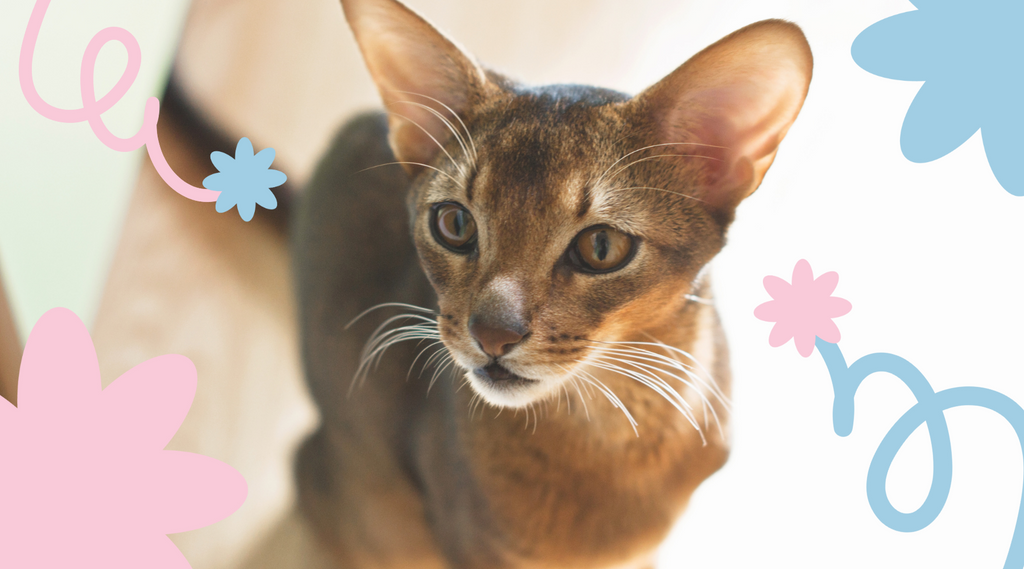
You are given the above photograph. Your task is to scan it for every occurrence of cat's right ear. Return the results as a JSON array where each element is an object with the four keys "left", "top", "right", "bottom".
[
  {"left": 635, "top": 20, "right": 812, "bottom": 225},
  {"left": 341, "top": 0, "right": 487, "bottom": 173}
]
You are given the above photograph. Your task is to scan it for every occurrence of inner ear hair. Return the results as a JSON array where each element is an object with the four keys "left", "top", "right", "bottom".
[
  {"left": 341, "top": 0, "right": 490, "bottom": 173},
  {"left": 635, "top": 19, "right": 813, "bottom": 223}
]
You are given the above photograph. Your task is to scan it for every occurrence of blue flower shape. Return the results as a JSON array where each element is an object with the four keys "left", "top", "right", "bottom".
[
  {"left": 852, "top": 0, "right": 1024, "bottom": 196},
  {"left": 203, "top": 137, "right": 286, "bottom": 221}
]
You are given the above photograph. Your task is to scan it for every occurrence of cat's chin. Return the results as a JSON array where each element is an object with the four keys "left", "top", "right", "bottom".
[{"left": 463, "top": 365, "right": 556, "bottom": 408}]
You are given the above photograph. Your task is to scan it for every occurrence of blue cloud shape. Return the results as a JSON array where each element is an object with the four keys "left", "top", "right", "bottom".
[
  {"left": 203, "top": 138, "right": 286, "bottom": 221},
  {"left": 852, "top": 0, "right": 1024, "bottom": 196}
]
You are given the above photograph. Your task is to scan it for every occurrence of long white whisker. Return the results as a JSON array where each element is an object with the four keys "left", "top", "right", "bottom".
[
  {"left": 605, "top": 343, "right": 728, "bottom": 437},
  {"left": 428, "top": 354, "right": 458, "bottom": 394},
  {"left": 408, "top": 340, "right": 447, "bottom": 380},
  {"left": 574, "top": 368, "right": 638, "bottom": 435},
  {"left": 388, "top": 89, "right": 478, "bottom": 163},
  {"left": 604, "top": 186, "right": 703, "bottom": 202},
  {"left": 589, "top": 339, "right": 729, "bottom": 406},
  {"left": 606, "top": 154, "right": 721, "bottom": 184},
  {"left": 362, "top": 326, "right": 440, "bottom": 370},
  {"left": 593, "top": 142, "right": 726, "bottom": 190},
  {"left": 587, "top": 358, "right": 702, "bottom": 442},
  {"left": 349, "top": 305, "right": 443, "bottom": 395},
  {"left": 346, "top": 302, "right": 437, "bottom": 329},
  {"left": 392, "top": 100, "right": 472, "bottom": 176},
  {"left": 421, "top": 345, "right": 451, "bottom": 373},
  {"left": 385, "top": 109, "right": 466, "bottom": 179},
  {"left": 356, "top": 161, "right": 460, "bottom": 184},
  {"left": 571, "top": 377, "right": 591, "bottom": 421},
  {"left": 586, "top": 345, "right": 720, "bottom": 412}
]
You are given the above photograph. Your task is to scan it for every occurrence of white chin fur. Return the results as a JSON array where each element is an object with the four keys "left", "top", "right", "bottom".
[{"left": 463, "top": 371, "right": 556, "bottom": 408}]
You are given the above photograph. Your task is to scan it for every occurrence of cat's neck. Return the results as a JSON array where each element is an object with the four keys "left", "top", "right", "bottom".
[{"left": 416, "top": 295, "right": 731, "bottom": 567}]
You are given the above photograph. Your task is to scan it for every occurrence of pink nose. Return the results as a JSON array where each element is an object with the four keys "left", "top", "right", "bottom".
[{"left": 469, "top": 319, "right": 526, "bottom": 358}]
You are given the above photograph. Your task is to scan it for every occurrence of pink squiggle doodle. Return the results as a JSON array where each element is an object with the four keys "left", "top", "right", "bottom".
[{"left": 19, "top": 0, "right": 219, "bottom": 203}]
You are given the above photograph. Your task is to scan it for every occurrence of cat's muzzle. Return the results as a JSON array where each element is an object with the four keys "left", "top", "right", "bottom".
[{"left": 474, "top": 362, "right": 537, "bottom": 387}]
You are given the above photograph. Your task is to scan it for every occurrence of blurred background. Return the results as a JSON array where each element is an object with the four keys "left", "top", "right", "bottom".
[{"left": 3, "top": 0, "right": 1024, "bottom": 567}]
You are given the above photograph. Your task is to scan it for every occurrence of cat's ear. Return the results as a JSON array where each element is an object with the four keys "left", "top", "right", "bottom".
[
  {"left": 636, "top": 20, "right": 812, "bottom": 222},
  {"left": 341, "top": 0, "right": 487, "bottom": 172}
]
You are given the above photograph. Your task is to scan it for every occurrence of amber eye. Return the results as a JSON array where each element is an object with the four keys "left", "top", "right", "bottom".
[
  {"left": 431, "top": 203, "right": 478, "bottom": 252},
  {"left": 570, "top": 226, "right": 635, "bottom": 273}
]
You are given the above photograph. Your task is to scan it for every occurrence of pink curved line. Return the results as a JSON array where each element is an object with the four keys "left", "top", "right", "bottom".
[
  {"left": 144, "top": 99, "right": 218, "bottom": 202},
  {"left": 19, "top": 0, "right": 220, "bottom": 202}
]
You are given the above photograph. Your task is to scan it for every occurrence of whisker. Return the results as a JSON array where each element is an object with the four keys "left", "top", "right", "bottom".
[
  {"left": 590, "top": 339, "right": 729, "bottom": 406},
  {"left": 422, "top": 347, "right": 452, "bottom": 375},
  {"left": 408, "top": 339, "right": 446, "bottom": 380},
  {"left": 571, "top": 377, "right": 591, "bottom": 421},
  {"left": 587, "top": 359, "right": 697, "bottom": 422},
  {"left": 557, "top": 365, "right": 590, "bottom": 422},
  {"left": 593, "top": 141, "right": 727, "bottom": 190},
  {"left": 392, "top": 100, "right": 473, "bottom": 175},
  {"left": 348, "top": 304, "right": 452, "bottom": 396},
  {"left": 428, "top": 353, "right": 457, "bottom": 394},
  {"left": 385, "top": 109, "right": 467, "bottom": 179},
  {"left": 587, "top": 345, "right": 716, "bottom": 408},
  {"left": 468, "top": 393, "right": 481, "bottom": 419},
  {"left": 605, "top": 153, "right": 721, "bottom": 184},
  {"left": 588, "top": 343, "right": 726, "bottom": 437},
  {"left": 575, "top": 369, "right": 638, "bottom": 436},
  {"left": 562, "top": 363, "right": 640, "bottom": 434},
  {"left": 361, "top": 325, "right": 440, "bottom": 372},
  {"left": 355, "top": 161, "right": 460, "bottom": 185},
  {"left": 604, "top": 186, "right": 704, "bottom": 203},
  {"left": 346, "top": 302, "right": 437, "bottom": 330},
  {"left": 388, "top": 89, "right": 478, "bottom": 163}
]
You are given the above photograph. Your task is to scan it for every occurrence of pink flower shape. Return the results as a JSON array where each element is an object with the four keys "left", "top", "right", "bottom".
[
  {"left": 754, "top": 259, "right": 853, "bottom": 357},
  {"left": 0, "top": 308, "right": 247, "bottom": 568}
]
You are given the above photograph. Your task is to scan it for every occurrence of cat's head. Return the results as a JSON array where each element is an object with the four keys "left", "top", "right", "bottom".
[{"left": 342, "top": 0, "right": 812, "bottom": 407}]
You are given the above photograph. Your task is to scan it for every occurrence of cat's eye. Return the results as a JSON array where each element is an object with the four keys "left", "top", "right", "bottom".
[
  {"left": 431, "top": 203, "right": 478, "bottom": 253},
  {"left": 570, "top": 226, "right": 636, "bottom": 273}
]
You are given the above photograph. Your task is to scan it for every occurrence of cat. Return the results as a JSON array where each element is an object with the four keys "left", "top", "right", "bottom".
[{"left": 287, "top": 0, "right": 812, "bottom": 567}]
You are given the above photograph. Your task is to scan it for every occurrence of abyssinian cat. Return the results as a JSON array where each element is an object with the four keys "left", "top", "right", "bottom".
[{"left": 288, "top": 0, "right": 812, "bottom": 567}]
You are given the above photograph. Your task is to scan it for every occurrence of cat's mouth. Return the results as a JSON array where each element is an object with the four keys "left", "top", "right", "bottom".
[
  {"left": 466, "top": 361, "right": 549, "bottom": 407},
  {"left": 473, "top": 362, "right": 537, "bottom": 387}
]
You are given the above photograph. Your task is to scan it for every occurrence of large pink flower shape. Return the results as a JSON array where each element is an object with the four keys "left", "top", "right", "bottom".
[
  {"left": 0, "top": 308, "right": 247, "bottom": 568},
  {"left": 754, "top": 259, "right": 853, "bottom": 357}
]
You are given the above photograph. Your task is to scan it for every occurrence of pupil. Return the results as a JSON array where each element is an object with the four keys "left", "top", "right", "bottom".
[
  {"left": 594, "top": 231, "right": 609, "bottom": 260},
  {"left": 453, "top": 211, "right": 465, "bottom": 236}
]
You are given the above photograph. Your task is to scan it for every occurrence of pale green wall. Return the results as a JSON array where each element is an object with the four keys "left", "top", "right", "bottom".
[{"left": 0, "top": 0, "right": 191, "bottom": 339}]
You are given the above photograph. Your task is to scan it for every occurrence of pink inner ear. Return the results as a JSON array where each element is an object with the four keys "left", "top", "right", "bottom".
[
  {"left": 659, "top": 79, "right": 807, "bottom": 215},
  {"left": 640, "top": 20, "right": 812, "bottom": 217},
  {"left": 348, "top": 4, "right": 484, "bottom": 171}
]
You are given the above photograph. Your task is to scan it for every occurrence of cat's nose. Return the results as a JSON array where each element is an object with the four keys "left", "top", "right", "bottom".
[{"left": 468, "top": 316, "right": 527, "bottom": 358}]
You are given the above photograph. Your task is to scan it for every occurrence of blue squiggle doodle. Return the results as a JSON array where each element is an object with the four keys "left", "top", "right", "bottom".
[{"left": 815, "top": 337, "right": 1024, "bottom": 568}]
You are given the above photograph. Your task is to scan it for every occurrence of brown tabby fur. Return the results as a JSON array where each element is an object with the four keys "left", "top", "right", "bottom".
[{"left": 290, "top": 1, "right": 812, "bottom": 567}]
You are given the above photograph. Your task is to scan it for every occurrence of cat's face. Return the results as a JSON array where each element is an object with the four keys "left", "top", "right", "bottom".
[
  {"left": 406, "top": 86, "right": 726, "bottom": 406},
  {"left": 342, "top": 0, "right": 812, "bottom": 407}
]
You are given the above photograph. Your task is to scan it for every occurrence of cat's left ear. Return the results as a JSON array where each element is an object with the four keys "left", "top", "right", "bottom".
[
  {"left": 341, "top": 0, "right": 488, "bottom": 173},
  {"left": 635, "top": 20, "right": 812, "bottom": 222}
]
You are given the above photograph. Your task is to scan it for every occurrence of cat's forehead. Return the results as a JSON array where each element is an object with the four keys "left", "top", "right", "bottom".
[{"left": 468, "top": 85, "right": 633, "bottom": 208}]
